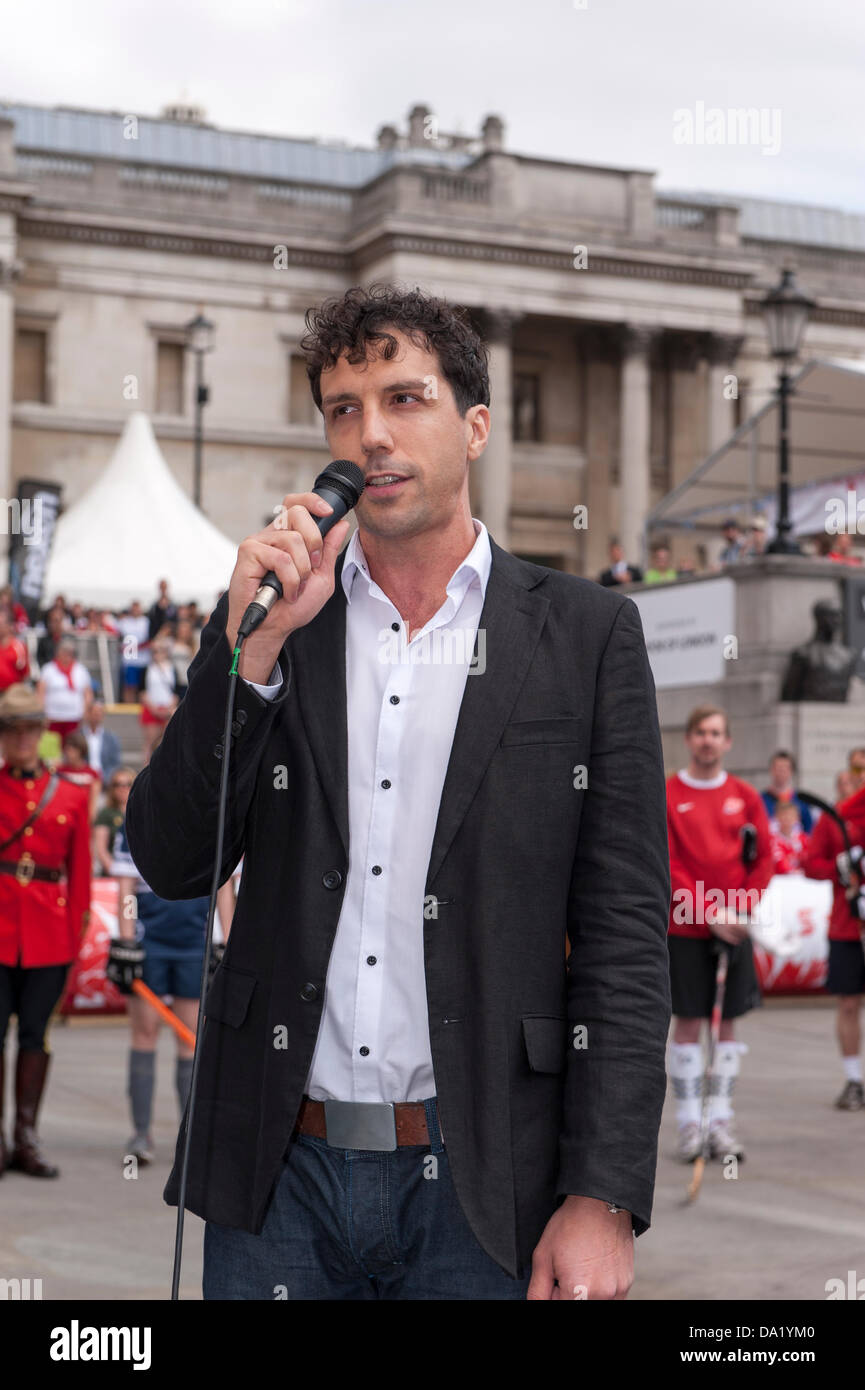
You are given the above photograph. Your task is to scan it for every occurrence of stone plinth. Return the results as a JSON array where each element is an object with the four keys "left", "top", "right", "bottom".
[{"left": 626, "top": 556, "right": 865, "bottom": 800}]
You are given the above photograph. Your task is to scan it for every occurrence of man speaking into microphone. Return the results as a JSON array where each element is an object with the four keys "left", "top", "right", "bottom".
[{"left": 126, "top": 284, "right": 671, "bottom": 1301}]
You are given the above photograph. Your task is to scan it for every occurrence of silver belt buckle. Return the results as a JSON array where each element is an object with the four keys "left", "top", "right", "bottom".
[{"left": 323, "top": 1100, "right": 397, "bottom": 1151}]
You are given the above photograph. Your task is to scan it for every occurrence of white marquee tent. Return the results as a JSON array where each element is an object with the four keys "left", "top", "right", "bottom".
[{"left": 44, "top": 413, "right": 237, "bottom": 612}]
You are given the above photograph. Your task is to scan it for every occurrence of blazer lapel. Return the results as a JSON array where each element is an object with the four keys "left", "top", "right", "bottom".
[
  {"left": 289, "top": 549, "right": 350, "bottom": 859},
  {"left": 426, "top": 537, "right": 550, "bottom": 885}
]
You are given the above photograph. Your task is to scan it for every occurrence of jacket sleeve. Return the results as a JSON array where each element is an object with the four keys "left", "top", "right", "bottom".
[
  {"left": 557, "top": 596, "right": 672, "bottom": 1235},
  {"left": 125, "top": 592, "right": 293, "bottom": 899}
]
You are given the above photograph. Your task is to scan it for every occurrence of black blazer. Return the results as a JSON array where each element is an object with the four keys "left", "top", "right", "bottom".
[{"left": 126, "top": 538, "right": 671, "bottom": 1278}]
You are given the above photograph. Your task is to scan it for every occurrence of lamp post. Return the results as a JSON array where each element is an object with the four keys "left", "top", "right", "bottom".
[
  {"left": 185, "top": 312, "right": 215, "bottom": 509},
  {"left": 761, "top": 268, "right": 814, "bottom": 555}
]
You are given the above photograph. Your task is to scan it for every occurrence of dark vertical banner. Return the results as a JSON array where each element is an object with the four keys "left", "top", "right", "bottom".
[{"left": 6, "top": 480, "right": 63, "bottom": 623}]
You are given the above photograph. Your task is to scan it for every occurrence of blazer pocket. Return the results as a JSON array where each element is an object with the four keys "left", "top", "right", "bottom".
[
  {"left": 204, "top": 965, "right": 257, "bottom": 1029},
  {"left": 501, "top": 717, "right": 582, "bottom": 747},
  {"left": 522, "top": 1015, "right": 568, "bottom": 1073}
]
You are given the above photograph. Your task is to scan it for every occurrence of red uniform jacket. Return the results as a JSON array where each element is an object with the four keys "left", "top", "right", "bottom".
[
  {"left": 666, "top": 771, "right": 774, "bottom": 939},
  {"left": 0, "top": 764, "right": 92, "bottom": 968},
  {"left": 802, "top": 787, "right": 865, "bottom": 942}
]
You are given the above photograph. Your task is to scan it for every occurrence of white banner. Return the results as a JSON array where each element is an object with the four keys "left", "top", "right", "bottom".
[{"left": 630, "top": 577, "right": 735, "bottom": 689}]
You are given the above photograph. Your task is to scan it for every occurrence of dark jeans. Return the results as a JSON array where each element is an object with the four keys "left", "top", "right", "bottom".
[
  {"left": 0, "top": 962, "right": 69, "bottom": 1050},
  {"left": 203, "top": 1098, "right": 530, "bottom": 1300}
]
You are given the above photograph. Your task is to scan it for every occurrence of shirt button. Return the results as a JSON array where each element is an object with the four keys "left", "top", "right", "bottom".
[
  {"left": 235, "top": 709, "right": 248, "bottom": 726},
  {"left": 359, "top": 1046, "right": 370, "bottom": 1057},
  {"left": 380, "top": 779, "right": 391, "bottom": 789},
  {"left": 300, "top": 983, "right": 318, "bottom": 1002},
  {"left": 366, "top": 956, "right": 377, "bottom": 966},
  {"left": 25, "top": 780, "right": 34, "bottom": 790},
  {"left": 26, "top": 801, "right": 35, "bottom": 811},
  {"left": 371, "top": 864, "right": 382, "bottom": 876},
  {"left": 389, "top": 695, "right": 400, "bottom": 705},
  {"left": 391, "top": 622, "right": 400, "bottom": 631},
  {"left": 213, "top": 743, "right": 224, "bottom": 760},
  {"left": 57, "top": 896, "right": 66, "bottom": 907},
  {"left": 57, "top": 814, "right": 66, "bottom": 824},
  {"left": 230, "top": 720, "right": 242, "bottom": 737},
  {"left": 322, "top": 869, "right": 342, "bottom": 890},
  {"left": 24, "top": 826, "right": 33, "bottom": 837}
]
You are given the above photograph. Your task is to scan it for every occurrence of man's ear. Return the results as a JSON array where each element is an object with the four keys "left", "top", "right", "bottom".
[{"left": 466, "top": 404, "right": 490, "bottom": 461}]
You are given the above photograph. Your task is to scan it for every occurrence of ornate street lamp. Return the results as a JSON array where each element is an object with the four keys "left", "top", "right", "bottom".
[
  {"left": 761, "top": 268, "right": 814, "bottom": 554},
  {"left": 185, "top": 312, "right": 215, "bottom": 509}
]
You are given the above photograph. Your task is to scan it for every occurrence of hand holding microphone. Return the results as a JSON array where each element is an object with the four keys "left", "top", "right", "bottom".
[{"left": 225, "top": 460, "right": 365, "bottom": 681}]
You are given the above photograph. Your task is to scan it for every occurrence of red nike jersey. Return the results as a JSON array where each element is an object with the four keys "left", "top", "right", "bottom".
[{"left": 666, "top": 771, "right": 774, "bottom": 939}]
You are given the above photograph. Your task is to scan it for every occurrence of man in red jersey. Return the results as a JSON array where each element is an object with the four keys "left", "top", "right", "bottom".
[
  {"left": 802, "top": 748, "right": 865, "bottom": 1111},
  {"left": 666, "top": 705, "right": 773, "bottom": 1163}
]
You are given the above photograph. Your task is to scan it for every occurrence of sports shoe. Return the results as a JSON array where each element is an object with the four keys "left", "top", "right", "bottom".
[
  {"left": 835, "top": 1080, "right": 865, "bottom": 1111},
  {"left": 708, "top": 1118, "right": 744, "bottom": 1161},
  {"left": 676, "top": 1122, "right": 703, "bottom": 1163},
  {"left": 125, "top": 1134, "right": 155, "bottom": 1166}
]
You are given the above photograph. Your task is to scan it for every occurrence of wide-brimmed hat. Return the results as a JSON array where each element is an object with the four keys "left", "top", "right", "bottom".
[{"left": 0, "top": 684, "right": 46, "bottom": 727}]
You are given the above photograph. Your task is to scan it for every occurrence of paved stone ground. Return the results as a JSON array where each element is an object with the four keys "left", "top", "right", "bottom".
[{"left": 0, "top": 999, "right": 860, "bottom": 1301}]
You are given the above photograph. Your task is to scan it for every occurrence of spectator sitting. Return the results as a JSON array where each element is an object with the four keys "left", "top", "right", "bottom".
[
  {"left": 598, "top": 539, "right": 643, "bottom": 587},
  {"left": 37, "top": 636, "right": 93, "bottom": 737},
  {"left": 0, "top": 585, "right": 29, "bottom": 633},
  {"left": 718, "top": 518, "right": 746, "bottom": 567},
  {"left": 36, "top": 610, "right": 67, "bottom": 670},
  {"left": 92, "top": 765, "right": 134, "bottom": 875},
  {"left": 826, "top": 532, "right": 863, "bottom": 566},
  {"left": 140, "top": 636, "right": 179, "bottom": 761},
  {"left": 116, "top": 599, "right": 151, "bottom": 704},
  {"left": 86, "top": 607, "right": 120, "bottom": 637},
  {"left": 744, "top": 516, "right": 769, "bottom": 558},
  {"left": 56, "top": 730, "right": 102, "bottom": 822},
  {"left": 0, "top": 608, "right": 30, "bottom": 691},
  {"left": 171, "top": 618, "right": 198, "bottom": 701},
  {"left": 69, "top": 602, "right": 89, "bottom": 630},
  {"left": 82, "top": 698, "right": 122, "bottom": 782},
  {"left": 770, "top": 795, "right": 808, "bottom": 874},
  {"left": 761, "top": 748, "right": 814, "bottom": 833},
  {"left": 643, "top": 544, "right": 678, "bottom": 585}
]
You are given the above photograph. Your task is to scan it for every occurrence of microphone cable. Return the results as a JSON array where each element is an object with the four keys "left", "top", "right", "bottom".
[{"left": 169, "top": 459, "right": 364, "bottom": 1299}]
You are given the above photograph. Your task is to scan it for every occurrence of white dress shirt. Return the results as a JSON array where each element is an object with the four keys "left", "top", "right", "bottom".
[{"left": 247, "top": 518, "right": 491, "bottom": 1102}]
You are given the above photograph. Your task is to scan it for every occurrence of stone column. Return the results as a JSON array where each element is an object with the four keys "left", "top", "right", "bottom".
[
  {"left": 704, "top": 333, "right": 744, "bottom": 452},
  {"left": 619, "top": 325, "right": 656, "bottom": 567},
  {"left": 481, "top": 309, "right": 520, "bottom": 548},
  {"left": 0, "top": 255, "right": 19, "bottom": 526}
]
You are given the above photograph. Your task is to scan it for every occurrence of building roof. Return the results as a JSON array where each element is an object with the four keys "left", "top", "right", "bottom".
[
  {"left": 3, "top": 101, "right": 864, "bottom": 252},
  {"left": 0, "top": 101, "right": 472, "bottom": 187},
  {"left": 659, "top": 188, "right": 865, "bottom": 253}
]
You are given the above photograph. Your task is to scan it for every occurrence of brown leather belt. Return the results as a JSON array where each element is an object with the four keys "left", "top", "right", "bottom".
[
  {"left": 294, "top": 1096, "right": 434, "bottom": 1148},
  {"left": 0, "top": 857, "right": 63, "bottom": 886}
]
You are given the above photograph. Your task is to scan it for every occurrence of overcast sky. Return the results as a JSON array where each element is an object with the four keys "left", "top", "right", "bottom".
[{"left": 4, "top": 0, "right": 864, "bottom": 211}]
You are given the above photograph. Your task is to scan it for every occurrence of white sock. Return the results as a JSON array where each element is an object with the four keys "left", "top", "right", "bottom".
[
  {"left": 843, "top": 1055, "right": 863, "bottom": 1084},
  {"left": 668, "top": 1042, "right": 703, "bottom": 1127},
  {"left": 708, "top": 1042, "right": 745, "bottom": 1123}
]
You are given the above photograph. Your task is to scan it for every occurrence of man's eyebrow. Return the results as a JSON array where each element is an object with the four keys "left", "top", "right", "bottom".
[{"left": 321, "top": 379, "right": 432, "bottom": 407}]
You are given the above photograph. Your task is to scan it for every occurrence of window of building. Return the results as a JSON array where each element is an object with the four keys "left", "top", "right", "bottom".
[
  {"left": 288, "top": 353, "right": 317, "bottom": 426},
  {"left": 13, "top": 328, "right": 48, "bottom": 403},
  {"left": 156, "top": 341, "right": 185, "bottom": 415},
  {"left": 512, "top": 372, "right": 541, "bottom": 442}
]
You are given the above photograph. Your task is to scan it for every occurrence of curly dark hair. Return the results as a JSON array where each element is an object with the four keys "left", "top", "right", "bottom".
[{"left": 300, "top": 284, "right": 490, "bottom": 417}]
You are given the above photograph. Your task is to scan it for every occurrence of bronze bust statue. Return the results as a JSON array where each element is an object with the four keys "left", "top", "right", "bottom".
[{"left": 781, "top": 600, "right": 857, "bottom": 702}]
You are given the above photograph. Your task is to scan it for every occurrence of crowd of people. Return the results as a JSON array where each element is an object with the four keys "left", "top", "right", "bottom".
[
  {"left": 0, "top": 579, "right": 209, "bottom": 765},
  {"left": 598, "top": 517, "right": 865, "bottom": 588}
]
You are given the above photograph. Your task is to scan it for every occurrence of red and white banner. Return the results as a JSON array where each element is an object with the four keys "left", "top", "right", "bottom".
[{"left": 751, "top": 873, "right": 833, "bottom": 995}]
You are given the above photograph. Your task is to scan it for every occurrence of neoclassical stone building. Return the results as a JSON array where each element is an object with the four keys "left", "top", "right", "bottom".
[{"left": 1, "top": 98, "right": 864, "bottom": 579}]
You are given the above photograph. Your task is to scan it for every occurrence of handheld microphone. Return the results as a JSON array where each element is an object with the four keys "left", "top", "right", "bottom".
[{"left": 237, "top": 459, "right": 365, "bottom": 639}]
